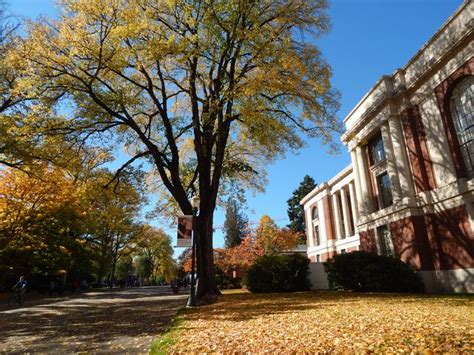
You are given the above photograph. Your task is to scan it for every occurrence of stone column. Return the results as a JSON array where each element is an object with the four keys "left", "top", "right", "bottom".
[
  {"left": 350, "top": 149, "right": 364, "bottom": 215},
  {"left": 348, "top": 181, "right": 358, "bottom": 231},
  {"left": 356, "top": 145, "right": 373, "bottom": 214},
  {"left": 381, "top": 121, "right": 402, "bottom": 203},
  {"left": 340, "top": 188, "right": 352, "bottom": 238},
  {"left": 332, "top": 192, "right": 343, "bottom": 240},
  {"left": 317, "top": 198, "right": 327, "bottom": 245},
  {"left": 304, "top": 207, "right": 314, "bottom": 247},
  {"left": 388, "top": 115, "right": 415, "bottom": 198}
]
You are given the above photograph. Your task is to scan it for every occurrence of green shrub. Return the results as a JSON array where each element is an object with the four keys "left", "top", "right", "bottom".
[
  {"left": 243, "top": 253, "right": 310, "bottom": 293},
  {"left": 323, "top": 251, "right": 423, "bottom": 293},
  {"left": 215, "top": 267, "right": 242, "bottom": 289}
]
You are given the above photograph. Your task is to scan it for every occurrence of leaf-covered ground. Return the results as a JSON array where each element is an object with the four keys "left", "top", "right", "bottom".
[{"left": 166, "top": 290, "right": 473, "bottom": 353}]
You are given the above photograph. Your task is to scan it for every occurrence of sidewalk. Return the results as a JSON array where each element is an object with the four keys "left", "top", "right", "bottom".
[
  {"left": 0, "top": 288, "right": 97, "bottom": 311},
  {"left": 0, "top": 286, "right": 177, "bottom": 311},
  {"left": 0, "top": 286, "right": 187, "bottom": 353}
]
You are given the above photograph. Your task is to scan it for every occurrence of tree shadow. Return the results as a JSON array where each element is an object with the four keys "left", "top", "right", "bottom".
[
  {"left": 0, "top": 288, "right": 188, "bottom": 353},
  {"left": 364, "top": 35, "right": 474, "bottom": 292}
]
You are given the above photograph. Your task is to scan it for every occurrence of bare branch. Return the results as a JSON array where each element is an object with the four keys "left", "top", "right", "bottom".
[{"left": 104, "top": 150, "right": 150, "bottom": 190}]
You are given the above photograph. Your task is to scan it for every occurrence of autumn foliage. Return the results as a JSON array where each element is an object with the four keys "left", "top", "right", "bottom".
[
  {"left": 181, "top": 215, "right": 303, "bottom": 288},
  {"left": 180, "top": 239, "right": 258, "bottom": 275},
  {"left": 214, "top": 236, "right": 262, "bottom": 283},
  {"left": 0, "top": 166, "right": 86, "bottom": 281},
  {"left": 255, "top": 215, "right": 302, "bottom": 256},
  {"left": 0, "top": 165, "right": 175, "bottom": 290},
  {"left": 12, "top": 0, "right": 339, "bottom": 301}
]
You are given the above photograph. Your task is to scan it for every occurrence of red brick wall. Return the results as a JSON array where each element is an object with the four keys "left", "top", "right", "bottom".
[
  {"left": 424, "top": 205, "right": 474, "bottom": 270},
  {"left": 320, "top": 253, "right": 329, "bottom": 262},
  {"left": 389, "top": 215, "right": 432, "bottom": 269},
  {"left": 401, "top": 105, "right": 436, "bottom": 193},
  {"left": 389, "top": 217, "right": 420, "bottom": 268},
  {"left": 323, "top": 195, "right": 335, "bottom": 241},
  {"left": 387, "top": 205, "right": 474, "bottom": 271},
  {"left": 359, "top": 229, "right": 376, "bottom": 253}
]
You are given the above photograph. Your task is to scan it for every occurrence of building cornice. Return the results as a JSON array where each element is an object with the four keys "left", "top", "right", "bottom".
[
  {"left": 341, "top": 0, "right": 473, "bottom": 145},
  {"left": 300, "top": 182, "right": 328, "bottom": 206},
  {"left": 300, "top": 165, "right": 353, "bottom": 206}
]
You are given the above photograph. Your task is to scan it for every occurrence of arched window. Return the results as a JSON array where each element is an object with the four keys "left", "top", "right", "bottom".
[
  {"left": 311, "top": 206, "right": 319, "bottom": 221},
  {"left": 450, "top": 76, "right": 474, "bottom": 177}
]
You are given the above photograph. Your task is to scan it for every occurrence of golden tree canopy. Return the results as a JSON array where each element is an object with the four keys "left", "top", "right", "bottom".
[
  {"left": 18, "top": 0, "right": 339, "bottom": 210},
  {"left": 16, "top": 0, "right": 339, "bottom": 301}
]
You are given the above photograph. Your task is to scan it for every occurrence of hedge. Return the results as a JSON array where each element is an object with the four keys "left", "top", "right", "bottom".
[
  {"left": 323, "top": 251, "right": 423, "bottom": 293},
  {"left": 243, "top": 253, "right": 310, "bottom": 293}
]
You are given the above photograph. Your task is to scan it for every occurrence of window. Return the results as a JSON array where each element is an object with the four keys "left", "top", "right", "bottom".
[
  {"left": 376, "top": 225, "right": 394, "bottom": 257},
  {"left": 311, "top": 206, "right": 319, "bottom": 221},
  {"left": 314, "top": 225, "right": 320, "bottom": 246},
  {"left": 368, "top": 134, "right": 386, "bottom": 166},
  {"left": 377, "top": 172, "right": 393, "bottom": 208},
  {"left": 450, "top": 76, "right": 474, "bottom": 177}
]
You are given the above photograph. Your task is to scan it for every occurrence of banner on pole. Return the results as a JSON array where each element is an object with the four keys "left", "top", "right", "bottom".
[{"left": 176, "top": 215, "right": 193, "bottom": 247}]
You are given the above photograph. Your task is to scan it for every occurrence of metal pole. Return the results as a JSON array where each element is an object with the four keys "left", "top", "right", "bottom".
[{"left": 188, "top": 207, "right": 197, "bottom": 307}]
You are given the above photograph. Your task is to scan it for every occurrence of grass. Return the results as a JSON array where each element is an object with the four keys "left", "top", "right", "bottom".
[
  {"left": 150, "top": 290, "right": 474, "bottom": 353},
  {"left": 149, "top": 306, "right": 187, "bottom": 355}
]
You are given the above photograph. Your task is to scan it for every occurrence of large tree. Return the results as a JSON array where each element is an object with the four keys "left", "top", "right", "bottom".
[
  {"left": 223, "top": 199, "right": 248, "bottom": 248},
  {"left": 0, "top": 164, "right": 91, "bottom": 289},
  {"left": 81, "top": 169, "right": 145, "bottom": 284},
  {"left": 287, "top": 175, "right": 317, "bottom": 234},
  {"left": 134, "top": 225, "right": 176, "bottom": 283},
  {"left": 19, "top": 0, "right": 339, "bottom": 302},
  {"left": 0, "top": 163, "right": 146, "bottom": 289}
]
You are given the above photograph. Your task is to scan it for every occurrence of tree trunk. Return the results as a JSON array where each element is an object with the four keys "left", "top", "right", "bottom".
[
  {"left": 195, "top": 197, "right": 221, "bottom": 303},
  {"left": 97, "top": 259, "right": 106, "bottom": 284},
  {"left": 97, "top": 243, "right": 110, "bottom": 284},
  {"left": 109, "top": 254, "right": 117, "bottom": 288}
]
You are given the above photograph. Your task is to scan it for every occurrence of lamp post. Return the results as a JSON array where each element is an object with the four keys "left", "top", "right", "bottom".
[{"left": 188, "top": 194, "right": 200, "bottom": 307}]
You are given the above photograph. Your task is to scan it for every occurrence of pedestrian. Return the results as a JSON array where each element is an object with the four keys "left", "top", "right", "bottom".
[{"left": 11, "top": 276, "right": 27, "bottom": 303}]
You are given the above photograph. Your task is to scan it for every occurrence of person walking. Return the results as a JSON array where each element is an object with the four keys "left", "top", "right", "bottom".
[{"left": 10, "top": 276, "right": 27, "bottom": 305}]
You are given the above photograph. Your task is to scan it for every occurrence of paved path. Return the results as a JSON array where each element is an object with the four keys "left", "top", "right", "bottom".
[{"left": 0, "top": 287, "right": 188, "bottom": 353}]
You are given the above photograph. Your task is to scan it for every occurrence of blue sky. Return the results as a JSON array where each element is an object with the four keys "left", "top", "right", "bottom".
[{"left": 8, "top": 0, "right": 463, "bottom": 250}]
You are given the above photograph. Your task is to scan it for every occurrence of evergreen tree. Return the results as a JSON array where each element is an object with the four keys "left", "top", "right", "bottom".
[
  {"left": 224, "top": 199, "right": 248, "bottom": 248},
  {"left": 287, "top": 175, "right": 317, "bottom": 234}
]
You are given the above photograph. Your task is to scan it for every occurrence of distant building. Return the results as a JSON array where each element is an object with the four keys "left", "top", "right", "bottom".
[{"left": 301, "top": 0, "right": 474, "bottom": 293}]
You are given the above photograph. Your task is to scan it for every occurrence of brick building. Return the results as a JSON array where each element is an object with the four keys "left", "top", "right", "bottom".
[{"left": 301, "top": 1, "right": 474, "bottom": 293}]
